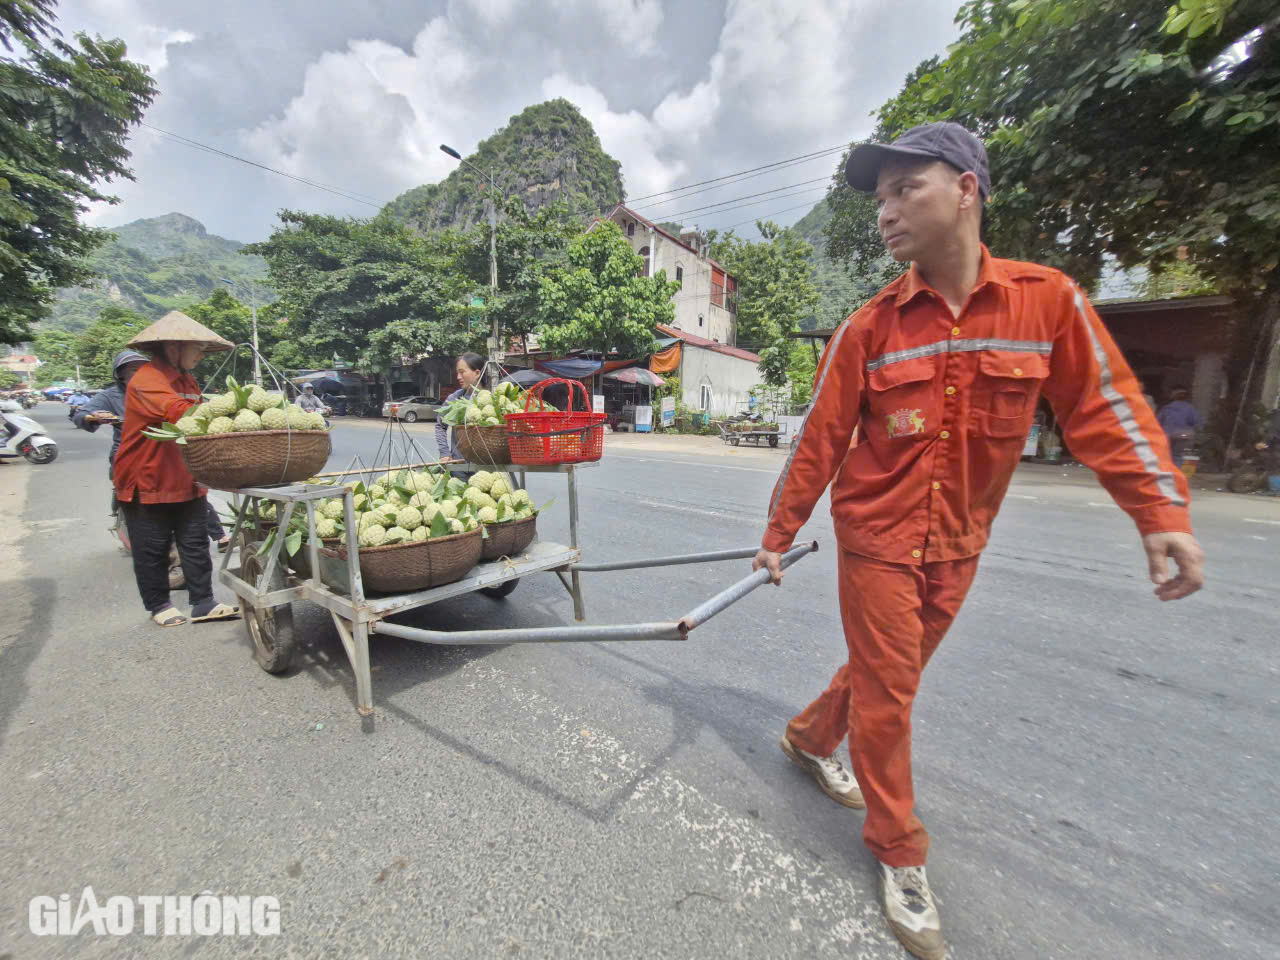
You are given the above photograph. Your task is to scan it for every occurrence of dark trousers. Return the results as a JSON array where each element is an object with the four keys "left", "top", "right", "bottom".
[
  {"left": 121, "top": 497, "right": 214, "bottom": 613},
  {"left": 205, "top": 500, "right": 226, "bottom": 541}
]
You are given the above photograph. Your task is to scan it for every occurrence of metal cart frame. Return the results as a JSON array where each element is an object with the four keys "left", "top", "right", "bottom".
[{"left": 217, "top": 461, "right": 816, "bottom": 716}]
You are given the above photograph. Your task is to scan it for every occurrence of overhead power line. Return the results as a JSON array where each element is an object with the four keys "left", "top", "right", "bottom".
[
  {"left": 139, "top": 122, "right": 386, "bottom": 208},
  {"left": 628, "top": 146, "right": 846, "bottom": 213},
  {"left": 657, "top": 181, "right": 829, "bottom": 223},
  {"left": 624, "top": 142, "right": 849, "bottom": 206}
]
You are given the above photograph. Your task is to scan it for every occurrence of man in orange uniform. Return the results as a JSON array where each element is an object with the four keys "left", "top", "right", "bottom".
[{"left": 752, "top": 122, "right": 1205, "bottom": 960}]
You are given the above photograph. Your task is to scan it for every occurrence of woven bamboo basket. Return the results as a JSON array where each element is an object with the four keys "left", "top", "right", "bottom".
[
  {"left": 328, "top": 527, "right": 483, "bottom": 593},
  {"left": 480, "top": 514, "right": 537, "bottom": 561},
  {"left": 288, "top": 537, "right": 341, "bottom": 577},
  {"left": 455, "top": 424, "right": 513, "bottom": 466},
  {"left": 181, "top": 430, "right": 331, "bottom": 490}
]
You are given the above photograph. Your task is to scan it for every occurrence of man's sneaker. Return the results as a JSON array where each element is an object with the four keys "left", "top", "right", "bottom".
[
  {"left": 880, "top": 862, "right": 945, "bottom": 960},
  {"left": 779, "top": 736, "right": 865, "bottom": 808}
]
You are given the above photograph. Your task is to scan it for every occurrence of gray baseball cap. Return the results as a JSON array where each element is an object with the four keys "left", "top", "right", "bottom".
[{"left": 845, "top": 122, "right": 990, "bottom": 198}]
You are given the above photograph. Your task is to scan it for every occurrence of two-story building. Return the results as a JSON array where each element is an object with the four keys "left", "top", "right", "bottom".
[{"left": 596, "top": 204, "right": 739, "bottom": 346}]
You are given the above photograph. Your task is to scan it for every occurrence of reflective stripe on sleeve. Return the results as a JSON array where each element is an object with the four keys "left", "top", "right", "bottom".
[
  {"left": 1075, "top": 292, "right": 1186, "bottom": 508},
  {"left": 768, "top": 320, "right": 856, "bottom": 520}
]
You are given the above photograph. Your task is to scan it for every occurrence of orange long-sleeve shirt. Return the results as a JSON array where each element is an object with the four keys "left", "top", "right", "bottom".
[
  {"left": 764, "top": 248, "right": 1192, "bottom": 564},
  {"left": 113, "top": 358, "right": 205, "bottom": 504}
]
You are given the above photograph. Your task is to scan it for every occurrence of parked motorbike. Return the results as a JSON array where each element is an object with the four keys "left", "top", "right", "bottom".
[{"left": 0, "top": 403, "right": 58, "bottom": 464}]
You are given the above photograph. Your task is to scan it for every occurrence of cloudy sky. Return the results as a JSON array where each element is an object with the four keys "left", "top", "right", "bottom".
[{"left": 59, "top": 0, "right": 963, "bottom": 243}]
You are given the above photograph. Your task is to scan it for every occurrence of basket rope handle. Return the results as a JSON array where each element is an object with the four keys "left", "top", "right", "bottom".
[{"left": 524, "top": 377, "right": 591, "bottom": 413}]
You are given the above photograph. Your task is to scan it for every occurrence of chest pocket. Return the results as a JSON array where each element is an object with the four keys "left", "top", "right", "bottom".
[
  {"left": 974, "top": 352, "right": 1049, "bottom": 438},
  {"left": 867, "top": 357, "right": 937, "bottom": 442}
]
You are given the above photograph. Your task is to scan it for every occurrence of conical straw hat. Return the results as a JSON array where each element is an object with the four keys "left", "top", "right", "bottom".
[{"left": 126, "top": 311, "right": 234, "bottom": 352}]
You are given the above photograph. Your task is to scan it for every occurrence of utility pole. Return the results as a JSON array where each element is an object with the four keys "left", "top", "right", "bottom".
[
  {"left": 441, "top": 145, "right": 506, "bottom": 367},
  {"left": 221, "top": 277, "right": 260, "bottom": 385}
]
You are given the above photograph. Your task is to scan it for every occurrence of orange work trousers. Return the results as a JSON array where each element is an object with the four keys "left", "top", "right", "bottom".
[{"left": 786, "top": 548, "right": 981, "bottom": 867}]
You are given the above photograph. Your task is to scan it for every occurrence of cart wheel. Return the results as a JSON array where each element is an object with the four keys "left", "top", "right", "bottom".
[
  {"left": 240, "top": 551, "right": 296, "bottom": 673},
  {"left": 769, "top": 435, "right": 779, "bottom": 448},
  {"left": 480, "top": 578, "right": 520, "bottom": 599},
  {"left": 730, "top": 437, "right": 740, "bottom": 446}
]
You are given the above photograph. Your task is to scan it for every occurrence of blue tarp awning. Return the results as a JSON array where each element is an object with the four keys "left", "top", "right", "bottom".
[{"left": 537, "top": 358, "right": 602, "bottom": 378}]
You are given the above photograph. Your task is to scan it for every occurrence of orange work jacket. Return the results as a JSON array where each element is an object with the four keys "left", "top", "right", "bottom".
[
  {"left": 764, "top": 248, "right": 1192, "bottom": 565},
  {"left": 113, "top": 358, "right": 205, "bottom": 504}
]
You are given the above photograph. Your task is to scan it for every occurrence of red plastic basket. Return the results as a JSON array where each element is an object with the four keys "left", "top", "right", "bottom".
[{"left": 505, "top": 378, "right": 606, "bottom": 465}]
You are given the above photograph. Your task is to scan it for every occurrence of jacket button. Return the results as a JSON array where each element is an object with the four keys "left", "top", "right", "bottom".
[
  {"left": 932, "top": 481, "right": 941, "bottom": 490},
  {"left": 940, "top": 430, "right": 951, "bottom": 439},
  {"left": 911, "top": 549, "right": 922, "bottom": 559},
  {"left": 945, "top": 386, "right": 956, "bottom": 396},
  {"left": 1013, "top": 367, "right": 1023, "bottom": 376},
  {"left": 951, "top": 326, "right": 961, "bottom": 336}
]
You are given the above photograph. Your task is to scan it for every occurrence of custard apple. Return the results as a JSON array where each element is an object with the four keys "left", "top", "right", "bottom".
[
  {"left": 352, "top": 493, "right": 367, "bottom": 511},
  {"left": 473, "top": 389, "right": 493, "bottom": 406},
  {"left": 207, "top": 392, "right": 238, "bottom": 418},
  {"left": 321, "top": 500, "right": 345, "bottom": 520},
  {"left": 515, "top": 506, "right": 533, "bottom": 520},
  {"left": 206, "top": 416, "right": 235, "bottom": 435},
  {"left": 358, "top": 524, "right": 387, "bottom": 547},
  {"left": 447, "top": 518, "right": 465, "bottom": 535},
  {"left": 190, "top": 402, "right": 212, "bottom": 422},
  {"left": 175, "top": 416, "right": 204, "bottom": 436},
  {"left": 511, "top": 489, "right": 532, "bottom": 508},
  {"left": 384, "top": 526, "right": 410, "bottom": 544},
  {"left": 369, "top": 484, "right": 387, "bottom": 501},
  {"left": 411, "top": 526, "right": 428, "bottom": 541},
  {"left": 489, "top": 477, "right": 511, "bottom": 498},
  {"left": 248, "top": 389, "right": 284, "bottom": 413},
  {"left": 315, "top": 517, "right": 338, "bottom": 538},
  {"left": 304, "top": 412, "right": 327, "bottom": 430},
  {"left": 233, "top": 409, "right": 262, "bottom": 432},
  {"left": 408, "top": 492, "right": 433, "bottom": 510},
  {"left": 260, "top": 406, "right": 288, "bottom": 430},
  {"left": 285, "top": 405, "right": 308, "bottom": 428},
  {"left": 464, "top": 405, "right": 484, "bottom": 425},
  {"left": 436, "top": 500, "right": 458, "bottom": 519},
  {"left": 395, "top": 506, "right": 423, "bottom": 531},
  {"left": 468, "top": 471, "right": 494, "bottom": 493},
  {"left": 476, "top": 505, "right": 498, "bottom": 524},
  {"left": 357, "top": 511, "right": 380, "bottom": 531}
]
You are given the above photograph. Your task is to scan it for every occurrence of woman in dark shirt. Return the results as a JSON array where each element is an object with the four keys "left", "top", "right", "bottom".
[{"left": 436, "top": 352, "right": 486, "bottom": 468}]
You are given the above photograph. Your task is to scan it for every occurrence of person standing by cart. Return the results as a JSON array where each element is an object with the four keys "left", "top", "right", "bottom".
[
  {"left": 113, "top": 311, "right": 242, "bottom": 627},
  {"left": 436, "top": 352, "right": 485, "bottom": 473},
  {"left": 752, "top": 122, "right": 1205, "bottom": 960}
]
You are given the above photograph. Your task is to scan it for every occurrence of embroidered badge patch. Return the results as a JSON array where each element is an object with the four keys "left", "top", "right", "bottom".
[{"left": 886, "top": 408, "right": 926, "bottom": 437}]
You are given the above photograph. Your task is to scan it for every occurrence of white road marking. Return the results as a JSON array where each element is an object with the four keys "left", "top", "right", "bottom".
[
  {"left": 609, "top": 454, "right": 780, "bottom": 475},
  {"left": 1244, "top": 518, "right": 1280, "bottom": 526}
]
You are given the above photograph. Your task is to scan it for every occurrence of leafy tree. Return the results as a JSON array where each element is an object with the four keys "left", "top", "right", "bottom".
[
  {"left": 0, "top": 368, "right": 21, "bottom": 389},
  {"left": 31, "top": 327, "right": 76, "bottom": 385},
  {"left": 73, "top": 304, "right": 147, "bottom": 384},
  {"left": 1, "top": 0, "right": 157, "bottom": 343},
  {"left": 707, "top": 221, "right": 820, "bottom": 350},
  {"left": 245, "top": 211, "right": 479, "bottom": 381},
  {"left": 536, "top": 221, "right": 676, "bottom": 358},
  {"left": 823, "top": 0, "right": 1279, "bottom": 419},
  {"left": 453, "top": 196, "right": 581, "bottom": 356}
]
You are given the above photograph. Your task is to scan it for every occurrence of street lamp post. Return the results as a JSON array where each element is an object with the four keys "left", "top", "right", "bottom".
[
  {"left": 220, "top": 277, "right": 260, "bottom": 385},
  {"left": 440, "top": 144, "right": 503, "bottom": 364}
]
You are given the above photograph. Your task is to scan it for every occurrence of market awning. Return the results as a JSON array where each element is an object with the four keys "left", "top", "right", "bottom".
[
  {"left": 604, "top": 367, "right": 666, "bottom": 387},
  {"left": 499, "top": 368, "right": 555, "bottom": 387},
  {"left": 291, "top": 370, "right": 366, "bottom": 393},
  {"left": 536, "top": 358, "right": 602, "bottom": 378}
]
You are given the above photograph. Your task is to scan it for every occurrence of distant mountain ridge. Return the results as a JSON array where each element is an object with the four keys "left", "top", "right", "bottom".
[
  {"left": 46, "top": 212, "right": 270, "bottom": 332},
  {"left": 383, "top": 99, "right": 625, "bottom": 232}
]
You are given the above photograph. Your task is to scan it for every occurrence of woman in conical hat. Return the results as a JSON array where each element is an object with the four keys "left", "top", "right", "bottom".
[{"left": 115, "top": 312, "right": 241, "bottom": 626}]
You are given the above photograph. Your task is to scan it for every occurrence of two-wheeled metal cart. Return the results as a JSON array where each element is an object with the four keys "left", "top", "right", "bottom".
[{"left": 216, "top": 461, "right": 817, "bottom": 717}]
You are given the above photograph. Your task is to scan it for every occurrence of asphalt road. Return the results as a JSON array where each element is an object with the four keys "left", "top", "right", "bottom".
[{"left": 1, "top": 407, "right": 1277, "bottom": 959}]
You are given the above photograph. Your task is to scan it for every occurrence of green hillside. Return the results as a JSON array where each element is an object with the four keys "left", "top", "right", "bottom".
[
  {"left": 383, "top": 99, "right": 625, "bottom": 232},
  {"left": 793, "top": 195, "right": 888, "bottom": 331},
  {"left": 46, "top": 213, "right": 271, "bottom": 332}
]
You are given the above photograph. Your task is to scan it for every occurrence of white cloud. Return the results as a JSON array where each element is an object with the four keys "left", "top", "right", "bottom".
[
  {"left": 130, "top": 25, "right": 195, "bottom": 73},
  {"left": 588, "top": 0, "right": 665, "bottom": 54}
]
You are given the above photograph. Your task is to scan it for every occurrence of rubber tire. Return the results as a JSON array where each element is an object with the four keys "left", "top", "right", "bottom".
[
  {"left": 23, "top": 443, "right": 57, "bottom": 464},
  {"left": 730, "top": 437, "right": 740, "bottom": 446},
  {"left": 769, "top": 435, "right": 779, "bottom": 448},
  {"left": 240, "top": 550, "right": 297, "bottom": 673},
  {"left": 480, "top": 578, "right": 520, "bottom": 599},
  {"left": 403, "top": 411, "right": 418, "bottom": 423}
]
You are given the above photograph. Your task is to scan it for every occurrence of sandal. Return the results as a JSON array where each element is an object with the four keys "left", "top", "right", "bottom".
[
  {"left": 151, "top": 606, "right": 187, "bottom": 627},
  {"left": 190, "top": 601, "right": 241, "bottom": 623}
]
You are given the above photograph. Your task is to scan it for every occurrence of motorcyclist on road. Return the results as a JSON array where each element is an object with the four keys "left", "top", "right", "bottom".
[{"left": 297, "top": 383, "right": 329, "bottom": 415}]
